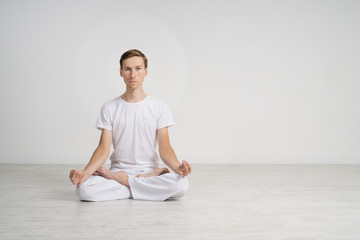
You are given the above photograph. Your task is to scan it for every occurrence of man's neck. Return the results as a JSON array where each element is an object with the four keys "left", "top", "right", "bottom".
[{"left": 121, "top": 88, "right": 147, "bottom": 103}]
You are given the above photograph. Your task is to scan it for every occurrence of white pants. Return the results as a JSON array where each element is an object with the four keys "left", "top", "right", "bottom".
[{"left": 75, "top": 168, "right": 189, "bottom": 202}]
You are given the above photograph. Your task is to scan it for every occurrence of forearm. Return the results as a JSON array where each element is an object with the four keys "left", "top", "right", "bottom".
[
  {"left": 159, "top": 146, "right": 181, "bottom": 172},
  {"left": 83, "top": 147, "right": 110, "bottom": 175}
]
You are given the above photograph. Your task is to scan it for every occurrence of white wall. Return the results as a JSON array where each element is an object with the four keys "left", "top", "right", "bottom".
[{"left": 1, "top": 0, "right": 359, "bottom": 164}]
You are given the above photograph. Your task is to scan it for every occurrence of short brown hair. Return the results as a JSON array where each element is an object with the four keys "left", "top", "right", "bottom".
[{"left": 119, "top": 49, "right": 148, "bottom": 69}]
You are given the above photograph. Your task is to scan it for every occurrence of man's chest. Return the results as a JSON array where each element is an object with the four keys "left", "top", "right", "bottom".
[{"left": 112, "top": 106, "right": 158, "bottom": 135}]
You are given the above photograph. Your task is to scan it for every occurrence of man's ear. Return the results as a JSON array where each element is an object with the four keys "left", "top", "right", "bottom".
[
  {"left": 120, "top": 68, "right": 123, "bottom": 77},
  {"left": 145, "top": 67, "right": 148, "bottom": 77}
]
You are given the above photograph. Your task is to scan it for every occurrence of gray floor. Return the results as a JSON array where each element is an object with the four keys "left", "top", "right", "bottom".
[{"left": 1, "top": 164, "right": 360, "bottom": 240}]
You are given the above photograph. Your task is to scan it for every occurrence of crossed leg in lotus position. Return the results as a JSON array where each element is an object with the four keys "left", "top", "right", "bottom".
[{"left": 92, "top": 167, "right": 170, "bottom": 187}]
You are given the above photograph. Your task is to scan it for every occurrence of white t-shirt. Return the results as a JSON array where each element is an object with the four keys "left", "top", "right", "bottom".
[{"left": 96, "top": 95, "right": 174, "bottom": 170}]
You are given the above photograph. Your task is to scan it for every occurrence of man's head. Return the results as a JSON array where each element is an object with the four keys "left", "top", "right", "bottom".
[
  {"left": 119, "top": 49, "right": 148, "bottom": 69},
  {"left": 119, "top": 49, "right": 148, "bottom": 90}
]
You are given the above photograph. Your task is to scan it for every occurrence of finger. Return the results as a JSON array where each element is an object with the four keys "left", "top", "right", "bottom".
[
  {"left": 78, "top": 178, "right": 84, "bottom": 187},
  {"left": 71, "top": 170, "right": 80, "bottom": 185},
  {"left": 184, "top": 160, "right": 192, "bottom": 173},
  {"left": 72, "top": 170, "right": 78, "bottom": 179},
  {"left": 182, "top": 160, "right": 189, "bottom": 173},
  {"left": 181, "top": 161, "right": 188, "bottom": 176},
  {"left": 178, "top": 168, "right": 184, "bottom": 177},
  {"left": 71, "top": 176, "right": 78, "bottom": 185},
  {"left": 78, "top": 175, "right": 88, "bottom": 187},
  {"left": 70, "top": 170, "right": 75, "bottom": 183}
]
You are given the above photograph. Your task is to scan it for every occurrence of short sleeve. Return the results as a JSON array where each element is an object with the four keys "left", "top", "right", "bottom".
[
  {"left": 157, "top": 103, "right": 175, "bottom": 129},
  {"left": 96, "top": 104, "right": 113, "bottom": 131}
]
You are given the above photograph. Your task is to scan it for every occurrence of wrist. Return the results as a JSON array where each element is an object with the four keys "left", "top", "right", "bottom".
[
  {"left": 173, "top": 165, "right": 182, "bottom": 174},
  {"left": 83, "top": 170, "right": 92, "bottom": 177}
]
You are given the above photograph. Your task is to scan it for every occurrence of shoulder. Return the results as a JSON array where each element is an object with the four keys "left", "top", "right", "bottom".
[
  {"left": 101, "top": 96, "right": 122, "bottom": 111},
  {"left": 147, "top": 96, "right": 170, "bottom": 109}
]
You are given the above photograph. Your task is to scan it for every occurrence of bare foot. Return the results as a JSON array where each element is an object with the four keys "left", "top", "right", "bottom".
[
  {"left": 94, "top": 167, "right": 129, "bottom": 187},
  {"left": 111, "top": 171, "right": 129, "bottom": 187},
  {"left": 93, "top": 166, "right": 115, "bottom": 180},
  {"left": 136, "top": 168, "right": 170, "bottom": 178}
]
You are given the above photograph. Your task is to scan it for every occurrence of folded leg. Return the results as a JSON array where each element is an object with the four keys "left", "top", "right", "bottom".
[
  {"left": 129, "top": 172, "right": 189, "bottom": 201},
  {"left": 76, "top": 175, "right": 131, "bottom": 202}
]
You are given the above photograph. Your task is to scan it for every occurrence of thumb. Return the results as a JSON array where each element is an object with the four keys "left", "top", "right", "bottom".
[
  {"left": 78, "top": 176, "right": 87, "bottom": 187},
  {"left": 78, "top": 181, "right": 84, "bottom": 188}
]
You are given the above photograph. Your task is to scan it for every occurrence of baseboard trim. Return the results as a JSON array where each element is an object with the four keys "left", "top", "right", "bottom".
[
  {"left": 178, "top": 154, "right": 360, "bottom": 164},
  {"left": 0, "top": 154, "right": 359, "bottom": 164}
]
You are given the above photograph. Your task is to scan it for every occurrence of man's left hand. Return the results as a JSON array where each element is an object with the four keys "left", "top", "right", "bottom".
[{"left": 176, "top": 160, "right": 192, "bottom": 177}]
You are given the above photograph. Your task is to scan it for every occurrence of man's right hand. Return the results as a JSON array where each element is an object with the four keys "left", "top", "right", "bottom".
[{"left": 69, "top": 169, "right": 91, "bottom": 187}]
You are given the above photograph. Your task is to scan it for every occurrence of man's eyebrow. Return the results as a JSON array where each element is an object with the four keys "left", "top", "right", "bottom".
[{"left": 123, "top": 65, "right": 143, "bottom": 68}]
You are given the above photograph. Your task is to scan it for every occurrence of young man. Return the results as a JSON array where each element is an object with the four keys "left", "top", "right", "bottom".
[{"left": 69, "top": 49, "right": 191, "bottom": 201}]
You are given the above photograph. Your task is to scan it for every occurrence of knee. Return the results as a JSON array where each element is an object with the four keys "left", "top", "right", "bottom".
[
  {"left": 173, "top": 176, "right": 189, "bottom": 198},
  {"left": 75, "top": 184, "right": 87, "bottom": 201},
  {"left": 75, "top": 182, "right": 94, "bottom": 201}
]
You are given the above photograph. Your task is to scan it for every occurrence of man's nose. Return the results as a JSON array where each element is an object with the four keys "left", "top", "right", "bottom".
[{"left": 131, "top": 70, "right": 136, "bottom": 78}]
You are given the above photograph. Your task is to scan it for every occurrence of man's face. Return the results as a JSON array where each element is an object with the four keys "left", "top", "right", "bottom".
[{"left": 120, "top": 56, "right": 148, "bottom": 89}]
